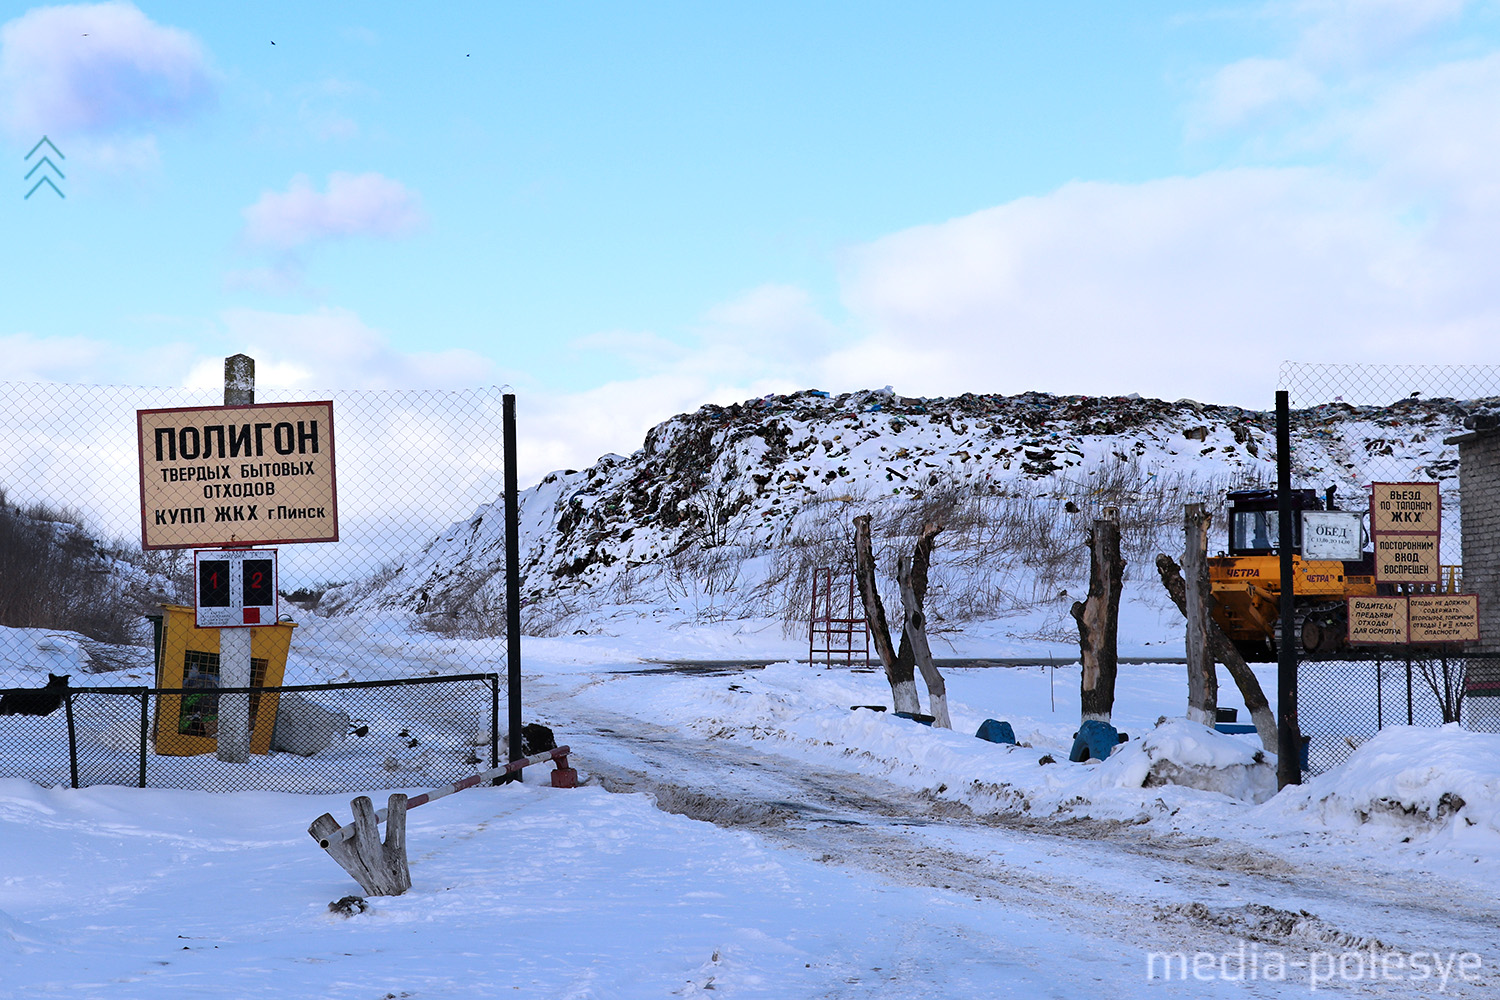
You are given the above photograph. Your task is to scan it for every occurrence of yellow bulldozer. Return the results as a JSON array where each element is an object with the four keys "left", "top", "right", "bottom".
[
  {"left": 1207, "top": 488, "right": 1420, "bottom": 660},
  {"left": 1206, "top": 488, "right": 1464, "bottom": 659}
]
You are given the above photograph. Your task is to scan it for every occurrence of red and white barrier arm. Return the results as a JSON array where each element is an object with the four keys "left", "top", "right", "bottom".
[{"left": 317, "top": 745, "right": 572, "bottom": 848}]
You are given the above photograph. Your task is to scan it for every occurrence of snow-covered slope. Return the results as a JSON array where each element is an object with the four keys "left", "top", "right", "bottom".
[{"left": 325, "top": 389, "right": 1492, "bottom": 640}]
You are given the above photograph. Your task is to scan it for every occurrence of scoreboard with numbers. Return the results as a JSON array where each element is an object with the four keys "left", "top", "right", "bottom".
[{"left": 194, "top": 549, "right": 278, "bottom": 628}]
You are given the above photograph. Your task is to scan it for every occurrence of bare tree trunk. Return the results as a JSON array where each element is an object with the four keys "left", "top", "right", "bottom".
[
  {"left": 1419, "top": 653, "right": 1465, "bottom": 724},
  {"left": 1070, "top": 510, "right": 1123, "bottom": 723},
  {"left": 1155, "top": 553, "right": 1278, "bottom": 752},
  {"left": 898, "top": 520, "right": 949, "bottom": 727},
  {"left": 853, "top": 514, "right": 919, "bottom": 714},
  {"left": 1182, "top": 503, "right": 1218, "bottom": 727}
]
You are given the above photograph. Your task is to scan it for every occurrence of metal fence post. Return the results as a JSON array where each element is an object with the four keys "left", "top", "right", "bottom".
[
  {"left": 64, "top": 692, "right": 79, "bottom": 789},
  {"left": 504, "top": 393, "right": 523, "bottom": 765},
  {"left": 1375, "top": 656, "right": 1383, "bottom": 730},
  {"left": 1275, "top": 390, "right": 1301, "bottom": 787},
  {"left": 1406, "top": 655, "right": 1414, "bottom": 725},
  {"left": 138, "top": 689, "right": 149, "bottom": 788}
]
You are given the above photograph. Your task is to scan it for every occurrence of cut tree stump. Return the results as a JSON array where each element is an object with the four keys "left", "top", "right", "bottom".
[
  {"left": 1183, "top": 503, "right": 1218, "bottom": 727},
  {"left": 309, "top": 794, "right": 412, "bottom": 896},
  {"left": 1070, "top": 509, "right": 1124, "bottom": 724},
  {"left": 306, "top": 746, "right": 576, "bottom": 895},
  {"left": 897, "top": 521, "right": 950, "bottom": 728}
]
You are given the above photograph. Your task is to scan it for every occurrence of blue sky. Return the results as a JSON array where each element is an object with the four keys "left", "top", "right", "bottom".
[{"left": 3, "top": 1, "right": 1500, "bottom": 483}]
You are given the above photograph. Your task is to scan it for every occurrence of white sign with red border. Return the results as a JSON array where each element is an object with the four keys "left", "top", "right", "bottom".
[{"left": 195, "top": 548, "right": 279, "bottom": 628}]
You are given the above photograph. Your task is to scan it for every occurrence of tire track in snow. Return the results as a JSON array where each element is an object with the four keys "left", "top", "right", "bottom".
[{"left": 537, "top": 684, "right": 1500, "bottom": 992}]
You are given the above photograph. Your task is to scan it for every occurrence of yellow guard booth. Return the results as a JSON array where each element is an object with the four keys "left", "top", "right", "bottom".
[{"left": 153, "top": 604, "right": 295, "bottom": 756}]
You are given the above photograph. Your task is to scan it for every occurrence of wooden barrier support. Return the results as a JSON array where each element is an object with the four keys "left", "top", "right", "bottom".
[
  {"left": 309, "top": 794, "right": 411, "bottom": 896},
  {"left": 308, "top": 745, "right": 575, "bottom": 895}
]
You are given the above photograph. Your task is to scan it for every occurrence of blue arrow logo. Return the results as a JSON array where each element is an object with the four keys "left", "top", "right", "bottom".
[{"left": 23, "top": 135, "right": 65, "bottom": 200}]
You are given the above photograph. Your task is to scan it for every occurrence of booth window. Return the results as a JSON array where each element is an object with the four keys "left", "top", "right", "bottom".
[{"left": 178, "top": 650, "right": 269, "bottom": 737}]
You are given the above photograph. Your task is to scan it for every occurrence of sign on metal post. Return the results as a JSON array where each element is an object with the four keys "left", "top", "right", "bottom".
[
  {"left": 1370, "top": 482, "right": 1440, "bottom": 585},
  {"left": 1408, "top": 595, "right": 1481, "bottom": 644},
  {"left": 1370, "top": 482, "right": 1440, "bottom": 534},
  {"left": 137, "top": 401, "right": 338, "bottom": 549},
  {"left": 1348, "top": 596, "right": 1409, "bottom": 644},
  {"left": 1300, "top": 511, "right": 1364, "bottom": 561},
  {"left": 1348, "top": 594, "right": 1480, "bottom": 645},
  {"left": 1372, "top": 535, "right": 1441, "bottom": 584},
  {"left": 195, "top": 548, "right": 278, "bottom": 628}
]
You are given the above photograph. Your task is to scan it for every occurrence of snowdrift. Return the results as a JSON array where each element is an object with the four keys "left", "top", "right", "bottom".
[
  {"left": 1092, "top": 717, "right": 1278, "bottom": 804},
  {"left": 1265, "top": 724, "right": 1500, "bottom": 842}
]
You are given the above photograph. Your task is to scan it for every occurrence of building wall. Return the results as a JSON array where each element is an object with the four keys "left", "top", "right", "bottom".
[{"left": 1458, "top": 430, "right": 1500, "bottom": 656}]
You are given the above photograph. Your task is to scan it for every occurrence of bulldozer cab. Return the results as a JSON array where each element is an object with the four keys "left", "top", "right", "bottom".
[{"left": 1225, "top": 489, "right": 1324, "bottom": 556}]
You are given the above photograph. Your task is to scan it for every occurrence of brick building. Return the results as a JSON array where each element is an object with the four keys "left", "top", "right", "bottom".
[{"left": 1445, "top": 416, "right": 1500, "bottom": 672}]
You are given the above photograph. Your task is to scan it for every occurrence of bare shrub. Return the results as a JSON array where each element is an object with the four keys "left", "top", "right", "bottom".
[
  {"left": 603, "top": 565, "right": 644, "bottom": 605},
  {"left": 0, "top": 488, "right": 145, "bottom": 645},
  {"left": 764, "top": 489, "right": 867, "bottom": 625},
  {"left": 661, "top": 542, "right": 760, "bottom": 622},
  {"left": 140, "top": 547, "right": 193, "bottom": 605},
  {"left": 319, "top": 561, "right": 404, "bottom": 615},
  {"left": 522, "top": 593, "right": 587, "bottom": 637},
  {"left": 759, "top": 462, "right": 1246, "bottom": 631},
  {"left": 414, "top": 571, "right": 505, "bottom": 639},
  {"left": 1418, "top": 656, "right": 1467, "bottom": 724}
]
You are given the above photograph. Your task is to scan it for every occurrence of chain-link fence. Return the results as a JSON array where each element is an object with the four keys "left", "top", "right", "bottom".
[
  {"left": 1299, "top": 654, "right": 1500, "bottom": 774},
  {"left": 0, "top": 380, "right": 516, "bottom": 793},
  {"left": 2, "top": 675, "right": 500, "bottom": 793},
  {"left": 1279, "top": 363, "right": 1500, "bottom": 774}
]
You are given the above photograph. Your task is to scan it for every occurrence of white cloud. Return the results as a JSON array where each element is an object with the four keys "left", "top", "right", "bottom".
[
  {"left": 223, "top": 262, "right": 315, "bottom": 298},
  {"left": 0, "top": 309, "right": 497, "bottom": 396},
  {"left": 0, "top": 331, "right": 200, "bottom": 385},
  {"left": 698, "top": 284, "right": 841, "bottom": 362},
  {"left": 0, "top": 2, "right": 213, "bottom": 139},
  {"left": 573, "top": 285, "right": 844, "bottom": 388},
  {"left": 1290, "top": 0, "right": 1468, "bottom": 69},
  {"left": 241, "top": 173, "right": 427, "bottom": 251},
  {"left": 1346, "top": 51, "right": 1500, "bottom": 211},
  {"left": 210, "top": 307, "right": 497, "bottom": 390},
  {"left": 1197, "top": 57, "right": 1325, "bottom": 128},
  {"left": 292, "top": 77, "right": 368, "bottom": 142},
  {"left": 568, "top": 329, "right": 687, "bottom": 371},
  {"left": 791, "top": 2, "right": 1500, "bottom": 411},
  {"left": 1191, "top": 0, "right": 1476, "bottom": 134},
  {"left": 825, "top": 164, "right": 1500, "bottom": 407}
]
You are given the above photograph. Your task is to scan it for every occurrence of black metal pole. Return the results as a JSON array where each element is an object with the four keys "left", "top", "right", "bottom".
[
  {"left": 138, "top": 691, "right": 149, "bottom": 788},
  {"left": 65, "top": 692, "right": 79, "bottom": 789},
  {"left": 1376, "top": 656, "right": 1383, "bottom": 731},
  {"left": 504, "top": 393, "right": 524, "bottom": 763},
  {"left": 1406, "top": 654, "right": 1414, "bottom": 725},
  {"left": 1442, "top": 651, "right": 1452, "bottom": 722},
  {"left": 1276, "top": 390, "right": 1301, "bottom": 787}
]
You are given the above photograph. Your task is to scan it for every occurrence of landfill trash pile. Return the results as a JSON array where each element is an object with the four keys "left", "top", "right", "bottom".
[{"left": 320, "top": 388, "right": 1489, "bottom": 635}]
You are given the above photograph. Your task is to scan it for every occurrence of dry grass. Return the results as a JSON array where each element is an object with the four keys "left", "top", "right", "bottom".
[
  {"left": 755, "top": 459, "right": 1266, "bottom": 630},
  {"left": 0, "top": 488, "right": 154, "bottom": 648}
]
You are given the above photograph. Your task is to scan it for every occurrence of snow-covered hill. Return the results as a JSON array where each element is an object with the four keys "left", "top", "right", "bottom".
[{"left": 324, "top": 389, "right": 1492, "bottom": 644}]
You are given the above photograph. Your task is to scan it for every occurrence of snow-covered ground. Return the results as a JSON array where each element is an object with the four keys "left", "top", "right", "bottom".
[{"left": 5, "top": 618, "right": 1500, "bottom": 997}]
